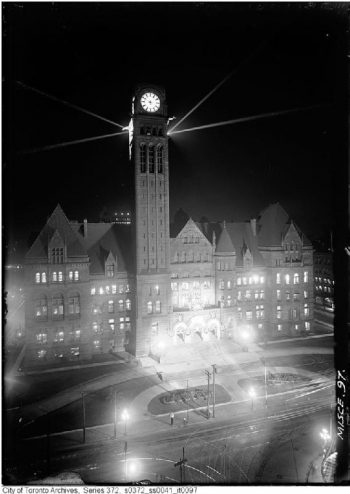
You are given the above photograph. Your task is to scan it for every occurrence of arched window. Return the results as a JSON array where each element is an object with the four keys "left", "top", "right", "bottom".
[
  {"left": 118, "top": 299, "right": 124, "bottom": 311},
  {"left": 41, "top": 272, "right": 47, "bottom": 283},
  {"left": 52, "top": 271, "right": 57, "bottom": 282},
  {"left": 140, "top": 144, "right": 146, "bottom": 173},
  {"left": 126, "top": 299, "right": 131, "bottom": 310},
  {"left": 157, "top": 146, "right": 163, "bottom": 173},
  {"left": 35, "top": 272, "right": 40, "bottom": 283},
  {"left": 108, "top": 300, "right": 114, "bottom": 313},
  {"left": 52, "top": 247, "right": 64, "bottom": 264},
  {"left": 74, "top": 270, "right": 79, "bottom": 281},
  {"left": 68, "top": 294, "right": 80, "bottom": 315},
  {"left": 147, "top": 301, "right": 153, "bottom": 314},
  {"left": 149, "top": 145, "right": 155, "bottom": 173},
  {"left": 155, "top": 300, "right": 161, "bottom": 313},
  {"left": 52, "top": 294, "right": 64, "bottom": 318}
]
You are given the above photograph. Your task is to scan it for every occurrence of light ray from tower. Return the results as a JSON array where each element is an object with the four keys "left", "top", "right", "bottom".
[
  {"left": 168, "top": 104, "right": 323, "bottom": 136},
  {"left": 16, "top": 81, "right": 125, "bottom": 129},
  {"left": 19, "top": 130, "right": 128, "bottom": 155},
  {"left": 168, "top": 42, "right": 269, "bottom": 134}
]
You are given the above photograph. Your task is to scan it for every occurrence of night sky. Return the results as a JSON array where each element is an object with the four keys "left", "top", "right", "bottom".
[{"left": 3, "top": 2, "right": 348, "bottom": 260}]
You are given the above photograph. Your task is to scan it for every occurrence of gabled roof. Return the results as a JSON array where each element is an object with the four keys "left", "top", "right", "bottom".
[
  {"left": 257, "top": 202, "right": 312, "bottom": 247},
  {"left": 173, "top": 218, "right": 212, "bottom": 246},
  {"left": 216, "top": 224, "right": 235, "bottom": 254},
  {"left": 72, "top": 222, "right": 135, "bottom": 274},
  {"left": 26, "top": 204, "right": 88, "bottom": 260},
  {"left": 225, "top": 222, "right": 265, "bottom": 267}
]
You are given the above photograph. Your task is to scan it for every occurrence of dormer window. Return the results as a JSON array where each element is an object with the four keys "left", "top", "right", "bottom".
[
  {"left": 106, "top": 264, "right": 114, "bottom": 278},
  {"left": 52, "top": 247, "right": 64, "bottom": 264}
]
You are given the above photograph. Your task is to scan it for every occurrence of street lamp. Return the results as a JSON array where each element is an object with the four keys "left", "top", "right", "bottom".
[
  {"left": 122, "top": 409, "right": 130, "bottom": 436},
  {"left": 320, "top": 428, "right": 331, "bottom": 457},
  {"left": 248, "top": 387, "right": 256, "bottom": 410}
]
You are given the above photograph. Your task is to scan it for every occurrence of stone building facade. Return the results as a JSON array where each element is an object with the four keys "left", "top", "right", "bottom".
[{"left": 23, "top": 85, "right": 314, "bottom": 366}]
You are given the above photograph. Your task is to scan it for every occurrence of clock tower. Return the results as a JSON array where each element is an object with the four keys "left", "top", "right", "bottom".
[{"left": 129, "top": 85, "right": 171, "bottom": 357}]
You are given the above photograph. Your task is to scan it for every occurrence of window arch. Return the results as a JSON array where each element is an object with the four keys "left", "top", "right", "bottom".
[
  {"left": 157, "top": 145, "right": 163, "bottom": 173},
  {"left": 140, "top": 144, "right": 146, "bottom": 173},
  {"left": 148, "top": 145, "right": 155, "bottom": 173},
  {"left": 126, "top": 299, "right": 131, "bottom": 310}
]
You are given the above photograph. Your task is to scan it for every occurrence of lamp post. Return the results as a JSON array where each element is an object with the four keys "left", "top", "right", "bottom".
[
  {"left": 204, "top": 370, "right": 211, "bottom": 418},
  {"left": 248, "top": 387, "right": 256, "bottom": 410},
  {"left": 122, "top": 409, "right": 129, "bottom": 436}
]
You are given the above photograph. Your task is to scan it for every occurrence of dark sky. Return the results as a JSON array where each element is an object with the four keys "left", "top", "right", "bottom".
[{"left": 3, "top": 2, "right": 348, "bottom": 260}]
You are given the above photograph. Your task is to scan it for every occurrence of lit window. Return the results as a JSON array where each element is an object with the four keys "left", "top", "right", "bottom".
[
  {"left": 285, "top": 291, "right": 291, "bottom": 301},
  {"left": 304, "top": 303, "right": 310, "bottom": 316},
  {"left": 245, "top": 290, "right": 251, "bottom": 300},
  {"left": 52, "top": 295, "right": 64, "bottom": 317},
  {"left": 242, "top": 277, "right": 247, "bottom": 285},
  {"left": 36, "top": 332, "right": 48, "bottom": 344},
  {"left": 125, "top": 316, "right": 131, "bottom": 330},
  {"left": 246, "top": 311, "right": 253, "bottom": 320},
  {"left": 112, "top": 285, "right": 117, "bottom": 294},
  {"left": 260, "top": 276, "right": 265, "bottom": 284},
  {"left": 37, "top": 349, "right": 47, "bottom": 359},
  {"left": 248, "top": 277, "right": 253, "bottom": 285},
  {"left": 293, "top": 273, "right": 299, "bottom": 284},
  {"left": 260, "top": 290, "right": 264, "bottom": 300},
  {"left": 254, "top": 291, "right": 259, "bottom": 300},
  {"left": 119, "top": 299, "right": 124, "bottom": 311},
  {"left": 276, "top": 273, "right": 281, "bottom": 284},
  {"left": 52, "top": 247, "right": 64, "bottom": 264},
  {"left": 119, "top": 285, "right": 124, "bottom": 294},
  {"left": 237, "top": 290, "right": 242, "bottom": 300},
  {"left": 93, "top": 339, "right": 101, "bottom": 349},
  {"left": 68, "top": 271, "right": 73, "bottom": 281},
  {"left": 227, "top": 280, "right": 231, "bottom": 289},
  {"left": 68, "top": 295, "right": 80, "bottom": 315},
  {"left": 91, "top": 287, "right": 96, "bottom": 295},
  {"left": 70, "top": 347, "right": 80, "bottom": 356},
  {"left": 155, "top": 300, "right": 161, "bottom": 313},
  {"left": 147, "top": 301, "right": 153, "bottom": 314},
  {"left": 182, "top": 282, "right": 189, "bottom": 290},
  {"left": 74, "top": 270, "right": 79, "bottom": 281},
  {"left": 304, "top": 290, "right": 308, "bottom": 299},
  {"left": 171, "top": 282, "right": 178, "bottom": 291},
  {"left": 105, "top": 286, "right": 110, "bottom": 294},
  {"left": 74, "top": 330, "right": 81, "bottom": 340},
  {"left": 227, "top": 295, "right": 232, "bottom": 307},
  {"left": 54, "top": 330, "right": 64, "bottom": 343},
  {"left": 108, "top": 300, "right": 114, "bottom": 313},
  {"left": 292, "top": 308, "right": 298, "bottom": 320},
  {"left": 295, "top": 324, "right": 299, "bottom": 330},
  {"left": 304, "top": 271, "right": 309, "bottom": 283},
  {"left": 41, "top": 272, "right": 47, "bottom": 283},
  {"left": 277, "top": 290, "right": 281, "bottom": 300},
  {"left": 52, "top": 271, "right": 57, "bottom": 282},
  {"left": 107, "top": 265, "right": 114, "bottom": 278},
  {"left": 305, "top": 321, "right": 310, "bottom": 331},
  {"left": 155, "top": 285, "right": 160, "bottom": 295},
  {"left": 35, "top": 272, "right": 40, "bottom": 283},
  {"left": 99, "top": 287, "right": 104, "bottom": 295},
  {"left": 277, "top": 306, "right": 282, "bottom": 319},
  {"left": 237, "top": 277, "right": 242, "bottom": 285},
  {"left": 126, "top": 299, "right": 131, "bottom": 310},
  {"left": 126, "top": 284, "right": 130, "bottom": 293},
  {"left": 293, "top": 293, "right": 300, "bottom": 301},
  {"left": 36, "top": 298, "right": 48, "bottom": 318},
  {"left": 256, "top": 305, "right": 264, "bottom": 319},
  {"left": 93, "top": 322, "right": 100, "bottom": 333},
  {"left": 277, "top": 324, "right": 282, "bottom": 331},
  {"left": 285, "top": 274, "right": 290, "bottom": 285},
  {"left": 58, "top": 271, "right": 63, "bottom": 282},
  {"left": 258, "top": 323, "right": 263, "bottom": 330},
  {"left": 219, "top": 280, "right": 224, "bottom": 289}
]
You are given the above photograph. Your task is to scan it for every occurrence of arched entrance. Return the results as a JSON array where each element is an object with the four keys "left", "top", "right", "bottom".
[
  {"left": 173, "top": 322, "right": 187, "bottom": 345},
  {"left": 189, "top": 316, "right": 205, "bottom": 343},
  {"left": 207, "top": 319, "right": 220, "bottom": 340}
]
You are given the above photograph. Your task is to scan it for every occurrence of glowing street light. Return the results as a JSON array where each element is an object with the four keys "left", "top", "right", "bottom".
[
  {"left": 121, "top": 409, "right": 130, "bottom": 435},
  {"left": 248, "top": 387, "right": 256, "bottom": 410}
]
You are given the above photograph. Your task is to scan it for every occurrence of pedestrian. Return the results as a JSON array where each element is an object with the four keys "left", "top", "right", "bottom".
[
  {"left": 183, "top": 417, "right": 187, "bottom": 426},
  {"left": 170, "top": 412, "right": 174, "bottom": 426}
]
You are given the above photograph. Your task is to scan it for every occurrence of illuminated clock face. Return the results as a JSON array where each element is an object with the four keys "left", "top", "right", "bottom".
[{"left": 140, "top": 92, "right": 160, "bottom": 113}]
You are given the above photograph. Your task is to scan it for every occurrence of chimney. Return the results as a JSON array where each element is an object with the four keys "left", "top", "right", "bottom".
[
  {"left": 250, "top": 218, "right": 256, "bottom": 236},
  {"left": 83, "top": 219, "right": 88, "bottom": 238}
]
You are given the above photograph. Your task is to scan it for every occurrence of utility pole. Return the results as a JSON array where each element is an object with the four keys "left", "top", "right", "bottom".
[
  {"left": 212, "top": 364, "right": 217, "bottom": 418},
  {"left": 174, "top": 446, "right": 187, "bottom": 483},
  {"left": 82, "top": 392, "right": 86, "bottom": 444},
  {"left": 186, "top": 379, "right": 189, "bottom": 423},
  {"left": 124, "top": 440, "right": 128, "bottom": 481},
  {"left": 262, "top": 357, "right": 268, "bottom": 408},
  {"left": 290, "top": 436, "right": 299, "bottom": 482},
  {"left": 204, "top": 370, "right": 211, "bottom": 419},
  {"left": 46, "top": 413, "right": 50, "bottom": 474}
]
